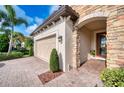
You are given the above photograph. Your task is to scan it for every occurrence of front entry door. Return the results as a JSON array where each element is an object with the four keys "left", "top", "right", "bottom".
[{"left": 96, "top": 32, "right": 106, "bottom": 58}]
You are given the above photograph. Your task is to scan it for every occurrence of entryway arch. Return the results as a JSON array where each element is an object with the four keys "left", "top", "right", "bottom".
[
  {"left": 76, "top": 12, "right": 108, "bottom": 29},
  {"left": 76, "top": 12, "right": 108, "bottom": 68}
]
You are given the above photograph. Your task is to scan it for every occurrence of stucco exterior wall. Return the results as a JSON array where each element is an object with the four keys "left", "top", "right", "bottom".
[
  {"left": 34, "top": 19, "right": 66, "bottom": 71},
  {"left": 71, "top": 5, "right": 124, "bottom": 68},
  {"left": 33, "top": 17, "right": 73, "bottom": 72},
  {"left": 79, "top": 27, "right": 106, "bottom": 63},
  {"left": 79, "top": 27, "right": 91, "bottom": 63},
  {"left": 65, "top": 18, "right": 73, "bottom": 70}
]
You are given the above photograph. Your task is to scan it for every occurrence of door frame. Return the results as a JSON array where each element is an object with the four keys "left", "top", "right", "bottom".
[{"left": 96, "top": 32, "right": 106, "bottom": 58}]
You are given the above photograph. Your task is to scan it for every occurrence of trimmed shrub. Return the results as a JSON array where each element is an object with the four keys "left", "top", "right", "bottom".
[
  {"left": 29, "top": 47, "right": 33, "bottom": 56},
  {"left": 100, "top": 68, "right": 124, "bottom": 87},
  {"left": 49, "top": 48, "right": 59, "bottom": 72}
]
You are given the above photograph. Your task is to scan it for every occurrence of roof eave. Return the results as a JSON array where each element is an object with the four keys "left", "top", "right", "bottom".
[{"left": 30, "top": 5, "right": 79, "bottom": 36}]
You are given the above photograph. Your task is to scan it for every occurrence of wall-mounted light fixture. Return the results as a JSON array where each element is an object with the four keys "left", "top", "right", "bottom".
[{"left": 58, "top": 36, "right": 63, "bottom": 44}]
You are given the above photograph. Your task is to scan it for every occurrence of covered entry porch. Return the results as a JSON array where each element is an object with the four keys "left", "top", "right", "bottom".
[
  {"left": 73, "top": 12, "right": 108, "bottom": 69},
  {"left": 79, "top": 20, "right": 106, "bottom": 65}
]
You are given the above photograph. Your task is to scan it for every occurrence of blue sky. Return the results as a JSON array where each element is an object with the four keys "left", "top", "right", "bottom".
[{"left": 0, "top": 5, "right": 60, "bottom": 36}]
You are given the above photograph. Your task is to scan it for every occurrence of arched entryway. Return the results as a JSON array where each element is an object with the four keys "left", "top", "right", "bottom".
[{"left": 77, "top": 12, "right": 108, "bottom": 70}]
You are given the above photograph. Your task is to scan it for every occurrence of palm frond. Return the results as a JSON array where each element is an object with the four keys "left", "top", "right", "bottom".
[
  {"left": 14, "top": 17, "right": 28, "bottom": 27},
  {"left": 1, "top": 21, "right": 11, "bottom": 27},
  {"left": 0, "top": 27, "right": 11, "bottom": 37},
  {"left": 0, "top": 10, "right": 7, "bottom": 21},
  {"left": 4, "top": 5, "right": 16, "bottom": 20}
]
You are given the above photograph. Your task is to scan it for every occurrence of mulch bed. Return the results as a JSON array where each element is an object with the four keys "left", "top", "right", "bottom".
[{"left": 38, "top": 71, "right": 63, "bottom": 84}]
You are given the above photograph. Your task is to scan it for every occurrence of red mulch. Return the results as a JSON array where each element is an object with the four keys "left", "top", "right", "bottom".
[{"left": 38, "top": 71, "right": 63, "bottom": 84}]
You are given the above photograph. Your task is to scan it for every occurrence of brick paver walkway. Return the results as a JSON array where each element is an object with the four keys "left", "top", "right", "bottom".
[
  {"left": 0, "top": 57, "right": 104, "bottom": 87},
  {"left": 45, "top": 59, "right": 105, "bottom": 87}
]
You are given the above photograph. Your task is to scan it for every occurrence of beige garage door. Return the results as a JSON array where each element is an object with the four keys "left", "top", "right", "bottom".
[{"left": 36, "top": 35, "right": 56, "bottom": 62}]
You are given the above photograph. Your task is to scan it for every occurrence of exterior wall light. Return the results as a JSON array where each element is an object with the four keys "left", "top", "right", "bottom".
[{"left": 58, "top": 36, "right": 63, "bottom": 43}]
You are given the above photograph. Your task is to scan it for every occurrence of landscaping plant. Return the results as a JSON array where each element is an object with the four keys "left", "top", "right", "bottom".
[
  {"left": 0, "top": 52, "right": 23, "bottom": 61},
  {"left": 90, "top": 50, "right": 95, "bottom": 56},
  {"left": 0, "top": 34, "right": 9, "bottom": 52},
  {"left": 29, "top": 47, "right": 33, "bottom": 56},
  {"left": 49, "top": 48, "right": 59, "bottom": 72},
  {"left": 100, "top": 68, "right": 124, "bottom": 87}
]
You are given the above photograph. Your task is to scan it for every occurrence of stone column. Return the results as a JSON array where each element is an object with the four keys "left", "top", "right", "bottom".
[
  {"left": 106, "top": 6, "right": 124, "bottom": 68},
  {"left": 72, "top": 26, "right": 80, "bottom": 69}
]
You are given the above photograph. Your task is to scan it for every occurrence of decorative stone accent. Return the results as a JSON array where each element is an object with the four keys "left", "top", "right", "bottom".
[{"left": 72, "top": 26, "right": 80, "bottom": 68}]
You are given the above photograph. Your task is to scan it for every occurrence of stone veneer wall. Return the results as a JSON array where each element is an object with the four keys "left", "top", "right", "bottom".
[
  {"left": 71, "top": 5, "right": 124, "bottom": 68},
  {"left": 72, "top": 26, "right": 80, "bottom": 68}
]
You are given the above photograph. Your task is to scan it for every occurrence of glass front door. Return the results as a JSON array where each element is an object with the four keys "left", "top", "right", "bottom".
[{"left": 97, "top": 32, "right": 106, "bottom": 58}]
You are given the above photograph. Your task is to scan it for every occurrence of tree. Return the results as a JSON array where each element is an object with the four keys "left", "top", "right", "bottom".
[
  {"left": 24, "top": 37, "right": 33, "bottom": 50},
  {"left": 13, "top": 31, "right": 25, "bottom": 49},
  {"left": 24, "top": 37, "right": 33, "bottom": 56},
  {"left": 0, "top": 5, "right": 28, "bottom": 54},
  {"left": 0, "top": 34, "right": 9, "bottom": 52}
]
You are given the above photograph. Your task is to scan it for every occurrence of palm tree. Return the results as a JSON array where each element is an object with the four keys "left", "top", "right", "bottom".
[{"left": 0, "top": 5, "right": 28, "bottom": 54}]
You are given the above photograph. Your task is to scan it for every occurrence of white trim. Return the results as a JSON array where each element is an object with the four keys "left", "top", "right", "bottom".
[
  {"left": 35, "top": 31, "right": 56, "bottom": 41},
  {"left": 52, "top": 21, "right": 56, "bottom": 26}
]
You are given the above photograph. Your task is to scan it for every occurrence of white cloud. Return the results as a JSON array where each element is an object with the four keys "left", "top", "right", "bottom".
[
  {"left": 25, "top": 17, "right": 43, "bottom": 34},
  {"left": 49, "top": 5, "right": 60, "bottom": 15},
  {"left": 12, "top": 6, "right": 33, "bottom": 24},
  {"left": 35, "top": 17, "right": 44, "bottom": 25},
  {"left": 25, "top": 24, "right": 38, "bottom": 33}
]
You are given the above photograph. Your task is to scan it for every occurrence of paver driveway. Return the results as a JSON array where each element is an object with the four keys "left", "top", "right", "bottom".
[
  {"left": 0, "top": 57, "right": 48, "bottom": 87},
  {"left": 0, "top": 57, "right": 104, "bottom": 87}
]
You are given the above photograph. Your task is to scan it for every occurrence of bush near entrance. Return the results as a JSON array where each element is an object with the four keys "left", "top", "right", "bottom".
[
  {"left": 100, "top": 68, "right": 124, "bottom": 87},
  {"left": 49, "top": 48, "right": 59, "bottom": 72}
]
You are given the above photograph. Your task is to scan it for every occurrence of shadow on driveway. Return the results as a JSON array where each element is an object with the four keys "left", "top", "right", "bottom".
[{"left": 0, "top": 63, "right": 5, "bottom": 68}]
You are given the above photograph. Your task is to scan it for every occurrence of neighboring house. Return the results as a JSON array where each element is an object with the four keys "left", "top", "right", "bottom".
[{"left": 31, "top": 5, "right": 124, "bottom": 72}]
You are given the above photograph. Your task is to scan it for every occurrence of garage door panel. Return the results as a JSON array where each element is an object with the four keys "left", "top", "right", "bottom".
[{"left": 35, "top": 35, "right": 56, "bottom": 62}]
